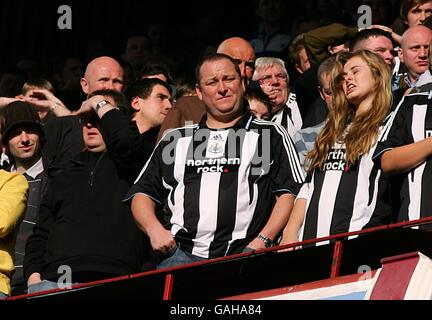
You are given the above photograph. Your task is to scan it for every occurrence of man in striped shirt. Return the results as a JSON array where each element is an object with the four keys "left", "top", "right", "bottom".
[
  {"left": 126, "top": 53, "right": 304, "bottom": 268},
  {"left": 374, "top": 88, "right": 432, "bottom": 228},
  {"left": 252, "top": 57, "right": 303, "bottom": 138}
]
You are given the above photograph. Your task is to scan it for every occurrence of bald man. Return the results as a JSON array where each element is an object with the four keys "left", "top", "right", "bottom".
[
  {"left": 42, "top": 56, "right": 127, "bottom": 175},
  {"left": 80, "top": 56, "right": 124, "bottom": 95},
  {"left": 398, "top": 25, "right": 432, "bottom": 86},
  {"left": 157, "top": 37, "right": 256, "bottom": 140},
  {"left": 217, "top": 37, "right": 256, "bottom": 86}
]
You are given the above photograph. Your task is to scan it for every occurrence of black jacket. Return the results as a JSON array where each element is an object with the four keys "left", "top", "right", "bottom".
[
  {"left": 99, "top": 109, "right": 159, "bottom": 183},
  {"left": 24, "top": 150, "right": 145, "bottom": 282}
]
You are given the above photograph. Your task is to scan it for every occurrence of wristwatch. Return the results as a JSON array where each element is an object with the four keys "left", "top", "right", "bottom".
[
  {"left": 257, "top": 234, "right": 273, "bottom": 248},
  {"left": 95, "top": 100, "right": 109, "bottom": 114}
]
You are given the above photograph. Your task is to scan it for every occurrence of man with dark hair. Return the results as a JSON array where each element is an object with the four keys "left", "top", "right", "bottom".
[
  {"left": 24, "top": 91, "right": 146, "bottom": 294},
  {"left": 157, "top": 37, "right": 256, "bottom": 141},
  {"left": 75, "top": 80, "right": 172, "bottom": 180},
  {"left": 288, "top": 34, "right": 311, "bottom": 75},
  {"left": 124, "top": 78, "right": 173, "bottom": 132},
  {"left": 126, "top": 53, "right": 303, "bottom": 269},
  {"left": 121, "top": 34, "right": 153, "bottom": 77},
  {"left": 1, "top": 101, "right": 48, "bottom": 295},
  {"left": 349, "top": 28, "right": 395, "bottom": 71},
  {"left": 400, "top": 0, "right": 432, "bottom": 27}
]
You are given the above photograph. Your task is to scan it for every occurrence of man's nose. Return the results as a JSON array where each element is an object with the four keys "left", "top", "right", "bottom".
[{"left": 20, "top": 131, "right": 30, "bottom": 142}]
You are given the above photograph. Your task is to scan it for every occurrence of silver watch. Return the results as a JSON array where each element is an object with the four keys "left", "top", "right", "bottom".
[{"left": 95, "top": 100, "right": 109, "bottom": 114}]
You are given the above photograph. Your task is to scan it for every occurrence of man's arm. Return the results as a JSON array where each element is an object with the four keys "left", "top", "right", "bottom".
[
  {"left": 131, "top": 194, "right": 176, "bottom": 255},
  {"left": 77, "top": 95, "right": 157, "bottom": 180},
  {"left": 304, "top": 23, "right": 358, "bottom": 65},
  {"left": 280, "top": 198, "right": 307, "bottom": 247},
  {"left": 381, "top": 137, "right": 432, "bottom": 173},
  {"left": 247, "top": 193, "right": 295, "bottom": 250},
  {"left": 22, "top": 89, "right": 72, "bottom": 117},
  {"left": 75, "top": 94, "right": 118, "bottom": 118},
  {"left": 24, "top": 181, "right": 56, "bottom": 286},
  {"left": 0, "top": 172, "right": 28, "bottom": 239}
]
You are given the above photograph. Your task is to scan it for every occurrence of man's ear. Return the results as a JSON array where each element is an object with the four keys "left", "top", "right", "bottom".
[
  {"left": 131, "top": 96, "right": 141, "bottom": 111},
  {"left": 80, "top": 78, "right": 89, "bottom": 95},
  {"left": 398, "top": 47, "right": 404, "bottom": 63},
  {"left": 195, "top": 84, "right": 203, "bottom": 101}
]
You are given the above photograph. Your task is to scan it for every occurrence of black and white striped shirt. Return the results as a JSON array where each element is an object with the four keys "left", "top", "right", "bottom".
[
  {"left": 126, "top": 113, "right": 304, "bottom": 259},
  {"left": 373, "top": 91, "right": 432, "bottom": 226},
  {"left": 271, "top": 92, "right": 303, "bottom": 137},
  {"left": 299, "top": 127, "right": 392, "bottom": 244}
]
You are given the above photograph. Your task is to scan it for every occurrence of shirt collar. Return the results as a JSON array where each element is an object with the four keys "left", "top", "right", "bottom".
[
  {"left": 10, "top": 157, "right": 44, "bottom": 179},
  {"left": 415, "top": 70, "right": 432, "bottom": 88},
  {"left": 0, "top": 153, "right": 9, "bottom": 166}
]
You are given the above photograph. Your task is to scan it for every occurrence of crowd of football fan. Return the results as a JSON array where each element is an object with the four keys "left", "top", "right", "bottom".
[{"left": 0, "top": 0, "right": 431, "bottom": 298}]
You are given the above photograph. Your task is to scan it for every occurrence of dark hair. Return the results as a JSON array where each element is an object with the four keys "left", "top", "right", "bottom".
[
  {"left": 139, "top": 62, "right": 173, "bottom": 84},
  {"left": 124, "top": 78, "right": 172, "bottom": 115},
  {"left": 195, "top": 53, "right": 241, "bottom": 85},
  {"left": 349, "top": 28, "right": 393, "bottom": 51},
  {"left": 288, "top": 33, "right": 306, "bottom": 67},
  {"left": 244, "top": 83, "right": 273, "bottom": 116},
  {"left": 400, "top": 0, "right": 432, "bottom": 22}
]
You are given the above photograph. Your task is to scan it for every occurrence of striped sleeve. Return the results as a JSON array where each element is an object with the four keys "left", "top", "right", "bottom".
[
  {"left": 372, "top": 102, "right": 413, "bottom": 168},
  {"left": 269, "top": 122, "right": 305, "bottom": 195}
]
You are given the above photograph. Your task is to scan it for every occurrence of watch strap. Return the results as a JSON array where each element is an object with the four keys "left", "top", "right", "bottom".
[{"left": 257, "top": 234, "right": 272, "bottom": 248}]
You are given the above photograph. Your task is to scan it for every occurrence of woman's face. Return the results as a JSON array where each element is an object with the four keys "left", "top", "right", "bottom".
[{"left": 342, "top": 56, "right": 376, "bottom": 107}]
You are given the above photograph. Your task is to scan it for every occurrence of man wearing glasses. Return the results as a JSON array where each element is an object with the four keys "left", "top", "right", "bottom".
[{"left": 252, "top": 57, "right": 302, "bottom": 137}]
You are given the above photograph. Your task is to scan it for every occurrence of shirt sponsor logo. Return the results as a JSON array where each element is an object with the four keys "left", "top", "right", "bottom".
[
  {"left": 186, "top": 158, "right": 241, "bottom": 174},
  {"left": 324, "top": 148, "right": 347, "bottom": 171}
]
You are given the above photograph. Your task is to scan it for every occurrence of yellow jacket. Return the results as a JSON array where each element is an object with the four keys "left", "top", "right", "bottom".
[{"left": 0, "top": 170, "right": 28, "bottom": 296}]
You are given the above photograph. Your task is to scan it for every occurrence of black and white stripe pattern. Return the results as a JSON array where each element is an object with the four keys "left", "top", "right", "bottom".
[
  {"left": 299, "top": 129, "right": 392, "bottom": 245},
  {"left": 373, "top": 91, "right": 432, "bottom": 227},
  {"left": 126, "top": 113, "right": 304, "bottom": 258},
  {"left": 271, "top": 92, "right": 303, "bottom": 138}
]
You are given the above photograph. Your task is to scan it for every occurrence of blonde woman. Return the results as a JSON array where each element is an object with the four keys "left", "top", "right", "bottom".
[{"left": 281, "top": 50, "right": 393, "bottom": 247}]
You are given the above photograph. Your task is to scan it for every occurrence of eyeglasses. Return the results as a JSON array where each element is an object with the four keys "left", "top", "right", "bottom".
[{"left": 257, "top": 73, "right": 288, "bottom": 85}]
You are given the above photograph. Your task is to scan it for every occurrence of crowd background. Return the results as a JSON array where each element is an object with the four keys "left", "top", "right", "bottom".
[{"left": 0, "top": 0, "right": 404, "bottom": 92}]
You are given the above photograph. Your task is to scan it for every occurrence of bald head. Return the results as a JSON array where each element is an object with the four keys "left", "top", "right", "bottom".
[
  {"left": 217, "top": 37, "right": 256, "bottom": 83},
  {"left": 81, "top": 56, "right": 124, "bottom": 95},
  {"left": 401, "top": 25, "right": 432, "bottom": 48},
  {"left": 399, "top": 26, "right": 431, "bottom": 82}
]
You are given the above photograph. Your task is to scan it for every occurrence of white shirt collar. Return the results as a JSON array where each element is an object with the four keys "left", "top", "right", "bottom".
[
  {"left": 415, "top": 70, "right": 432, "bottom": 88},
  {"left": 10, "top": 157, "right": 44, "bottom": 179},
  {"left": 0, "top": 153, "right": 9, "bottom": 166}
]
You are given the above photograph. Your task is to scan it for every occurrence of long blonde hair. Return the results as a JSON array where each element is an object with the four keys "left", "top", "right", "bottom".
[{"left": 306, "top": 50, "right": 392, "bottom": 172}]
